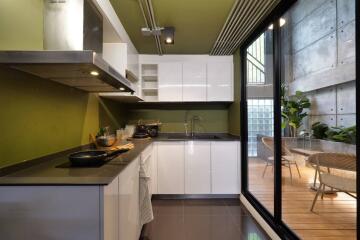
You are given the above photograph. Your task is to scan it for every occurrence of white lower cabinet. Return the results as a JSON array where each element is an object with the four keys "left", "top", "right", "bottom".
[
  {"left": 0, "top": 157, "right": 141, "bottom": 240},
  {"left": 156, "top": 140, "right": 240, "bottom": 195},
  {"left": 104, "top": 176, "right": 120, "bottom": 240},
  {"left": 211, "top": 142, "right": 239, "bottom": 194},
  {"left": 157, "top": 142, "right": 185, "bottom": 194},
  {"left": 104, "top": 156, "right": 140, "bottom": 240},
  {"left": 185, "top": 141, "right": 211, "bottom": 194},
  {"left": 118, "top": 157, "right": 140, "bottom": 240}
]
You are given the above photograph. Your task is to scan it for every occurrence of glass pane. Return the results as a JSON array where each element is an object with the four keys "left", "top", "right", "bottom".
[
  {"left": 246, "top": 28, "right": 274, "bottom": 214},
  {"left": 280, "top": 0, "right": 357, "bottom": 239}
]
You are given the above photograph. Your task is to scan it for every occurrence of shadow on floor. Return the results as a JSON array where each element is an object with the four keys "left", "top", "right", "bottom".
[{"left": 140, "top": 199, "right": 270, "bottom": 240}]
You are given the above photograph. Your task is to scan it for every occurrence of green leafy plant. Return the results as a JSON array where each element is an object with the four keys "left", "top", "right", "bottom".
[
  {"left": 311, "top": 122, "right": 329, "bottom": 139},
  {"left": 281, "top": 84, "right": 311, "bottom": 137},
  {"left": 325, "top": 125, "right": 356, "bottom": 144},
  {"left": 311, "top": 121, "right": 356, "bottom": 144}
]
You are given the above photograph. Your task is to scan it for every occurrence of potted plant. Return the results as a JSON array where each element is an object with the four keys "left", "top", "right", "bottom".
[{"left": 281, "top": 84, "right": 311, "bottom": 137}]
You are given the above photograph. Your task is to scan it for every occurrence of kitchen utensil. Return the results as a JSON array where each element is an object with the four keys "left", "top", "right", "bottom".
[
  {"left": 96, "top": 134, "right": 116, "bottom": 147},
  {"left": 68, "top": 148, "right": 129, "bottom": 166},
  {"left": 125, "top": 125, "right": 136, "bottom": 137}
]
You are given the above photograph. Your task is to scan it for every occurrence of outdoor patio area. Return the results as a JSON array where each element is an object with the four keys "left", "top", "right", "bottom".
[{"left": 249, "top": 156, "right": 357, "bottom": 240}]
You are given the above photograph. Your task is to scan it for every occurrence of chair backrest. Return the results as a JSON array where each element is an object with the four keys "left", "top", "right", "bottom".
[
  {"left": 308, "top": 152, "right": 356, "bottom": 172},
  {"left": 261, "top": 137, "right": 292, "bottom": 156}
]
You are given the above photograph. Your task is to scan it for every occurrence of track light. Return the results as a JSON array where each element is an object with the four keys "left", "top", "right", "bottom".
[{"left": 163, "top": 27, "right": 175, "bottom": 44}]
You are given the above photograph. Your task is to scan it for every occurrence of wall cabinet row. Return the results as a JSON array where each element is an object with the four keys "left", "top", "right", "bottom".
[
  {"left": 139, "top": 55, "right": 234, "bottom": 102},
  {"left": 152, "top": 141, "right": 240, "bottom": 195},
  {"left": 157, "top": 62, "right": 233, "bottom": 102}
]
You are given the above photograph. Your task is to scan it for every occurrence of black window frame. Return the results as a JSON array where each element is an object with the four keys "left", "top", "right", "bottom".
[{"left": 240, "top": 0, "right": 359, "bottom": 239}]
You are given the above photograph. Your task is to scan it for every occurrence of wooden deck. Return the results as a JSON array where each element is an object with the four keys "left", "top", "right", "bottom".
[{"left": 248, "top": 157, "right": 357, "bottom": 240}]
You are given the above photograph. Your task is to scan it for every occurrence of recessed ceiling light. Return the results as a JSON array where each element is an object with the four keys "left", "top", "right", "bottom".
[
  {"left": 268, "top": 18, "right": 286, "bottom": 30},
  {"left": 120, "top": 87, "right": 125, "bottom": 91},
  {"left": 90, "top": 70, "right": 99, "bottom": 76},
  {"left": 280, "top": 18, "right": 286, "bottom": 27},
  {"left": 165, "top": 37, "right": 173, "bottom": 44}
]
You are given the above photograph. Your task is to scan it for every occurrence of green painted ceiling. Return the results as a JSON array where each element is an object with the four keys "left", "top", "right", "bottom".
[{"left": 110, "top": 0, "right": 235, "bottom": 54}]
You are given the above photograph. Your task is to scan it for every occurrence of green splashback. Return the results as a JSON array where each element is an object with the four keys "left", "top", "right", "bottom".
[
  {"left": 127, "top": 107, "right": 229, "bottom": 133},
  {"left": 0, "top": 0, "right": 122, "bottom": 168},
  {"left": 228, "top": 49, "right": 241, "bottom": 136},
  {"left": 0, "top": 68, "right": 100, "bottom": 168}
]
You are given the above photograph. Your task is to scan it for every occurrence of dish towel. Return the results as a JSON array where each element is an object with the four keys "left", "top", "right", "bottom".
[{"left": 139, "top": 163, "right": 154, "bottom": 226}]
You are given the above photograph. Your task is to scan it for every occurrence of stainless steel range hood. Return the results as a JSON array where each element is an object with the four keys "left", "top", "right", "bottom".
[{"left": 0, "top": 0, "right": 134, "bottom": 93}]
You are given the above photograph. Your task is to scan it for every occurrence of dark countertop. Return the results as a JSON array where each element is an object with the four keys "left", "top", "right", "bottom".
[
  {"left": 154, "top": 133, "right": 240, "bottom": 141},
  {"left": 0, "top": 139, "right": 153, "bottom": 186},
  {"left": 0, "top": 133, "right": 240, "bottom": 186}
]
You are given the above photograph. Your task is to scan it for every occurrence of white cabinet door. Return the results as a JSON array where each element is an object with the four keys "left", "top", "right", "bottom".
[
  {"left": 211, "top": 141, "right": 239, "bottom": 194},
  {"left": 103, "top": 43, "right": 127, "bottom": 77},
  {"left": 185, "top": 141, "right": 211, "bottom": 194},
  {"left": 183, "top": 62, "right": 207, "bottom": 101},
  {"left": 104, "top": 177, "right": 119, "bottom": 240},
  {"left": 207, "top": 62, "right": 233, "bottom": 101},
  {"left": 118, "top": 157, "right": 140, "bottom": 240},
  {"left": 158, "top": 62, "right": 182, "bottom": 101},
  {"left": 157, "top": 142, "right": 185, "bottom": 194}
]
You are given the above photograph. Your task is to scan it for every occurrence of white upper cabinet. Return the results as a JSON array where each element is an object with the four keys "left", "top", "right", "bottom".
[
  {"left": 185, "top": 141, "right": 211, "bottom": 194},
  {"left": 157, "top": 142, "right": 185, "bottom": 194},
  {"left": 103, "top": 43, "right": 127, "bottom": 77},
  {"left": 140, "top": 55, "right": 233, "bottom": 102},
  {"left": 182, "top": 62, "right": 207, "bottom": 101},
  {"left": 207, "top": 61, "right": 233, "bottom": 101},
  {"left": 211, "top": 141, "right": 239, "bottom": 194},
  {"left": 158, "top": 62, "right": 183, "bottom": 102}
]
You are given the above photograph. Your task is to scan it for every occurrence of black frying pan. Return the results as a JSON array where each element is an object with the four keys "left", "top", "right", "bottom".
[{"left": 68, "top": 149, "right": 128, "bottom": 166}]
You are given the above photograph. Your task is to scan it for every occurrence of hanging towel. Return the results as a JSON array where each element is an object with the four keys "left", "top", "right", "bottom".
[{"left": 139, "top": 160, "right": 154, "bottom": 226}]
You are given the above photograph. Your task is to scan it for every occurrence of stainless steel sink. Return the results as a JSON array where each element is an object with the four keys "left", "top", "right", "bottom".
[
  {"left": 164, "top": 134, "right": 223, "bottom": 140},
  {"left": 193, "top": 135, "right": 222, "bottom": 140}
]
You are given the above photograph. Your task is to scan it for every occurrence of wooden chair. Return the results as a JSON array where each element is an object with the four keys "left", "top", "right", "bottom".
[
  {"left": 308, "top": 152, "right": 356, "bottom": 212},
  {"left": 261, "top": 137, "right": 301, "bottom": 183}
]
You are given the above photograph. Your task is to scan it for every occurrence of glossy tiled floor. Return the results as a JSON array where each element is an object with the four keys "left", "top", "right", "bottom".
[{"left": 140, "top": 199, "right": 270, "bottom": 240}]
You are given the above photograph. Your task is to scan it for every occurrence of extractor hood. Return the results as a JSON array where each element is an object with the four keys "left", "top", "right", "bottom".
[{"left": 0, "top": 0, "right": 134, "bottom": 93}]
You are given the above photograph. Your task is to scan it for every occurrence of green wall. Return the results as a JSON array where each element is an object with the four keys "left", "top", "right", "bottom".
[
  {"left": 228, "top": 49, "right": 241, "bottom": 136},
  {"left": 0, "top": 1, "right": 240, "bottom": 168},
  {"left": 0, "top": 0, "right": 43, "bottom": 50},
  {"left": 0, "top": 68, "right": 101, "bottom": 168},
  {"left": 127, "top": 106, "right": 229, "bottom": 133},
  {"left": 0, "top": 0, "right": 124, "bottom": 168}
]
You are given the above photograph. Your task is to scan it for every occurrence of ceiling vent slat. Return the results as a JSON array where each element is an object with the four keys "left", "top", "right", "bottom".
[
  {"left": 223, "top": 0, "right": 271, "bottom": 55},
  {"left": 210, "top": 0, "right": 280, "bottom": 55}
]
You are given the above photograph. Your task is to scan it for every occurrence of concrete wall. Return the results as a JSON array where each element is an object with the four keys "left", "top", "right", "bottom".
[{"left": 282, "top": 0, "right": 356, "bottom": 128}]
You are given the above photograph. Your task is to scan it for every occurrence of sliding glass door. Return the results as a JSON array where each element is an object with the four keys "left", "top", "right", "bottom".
[
  {"left": 240, "top": 0, "right": 359, "bottom": 239},
  {"left": 245, "top": 28, "right": 275, "bottom": 215}
]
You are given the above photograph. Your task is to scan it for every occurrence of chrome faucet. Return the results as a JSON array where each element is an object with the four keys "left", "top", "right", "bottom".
[{"left": 190, "top": 115, "right": 200, "bottom": 137}]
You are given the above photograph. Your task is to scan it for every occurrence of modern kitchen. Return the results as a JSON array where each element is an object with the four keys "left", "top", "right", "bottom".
[{"left": 0, "top": 0, "right": 358, "bottom": 240}]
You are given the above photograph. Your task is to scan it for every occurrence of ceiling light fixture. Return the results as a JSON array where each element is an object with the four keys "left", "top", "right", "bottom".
[
  {"left": 90, "top": 70, "right": 99, "bottom": 76},
  {"left": 141, "top": 26, "right": 175, "bottom": 45},
  {"left": 119, "top": 87, "right": 125, "bottom": 91},
  {"left": 163, "top": 27, "right": 175, "bottom": 45}
]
